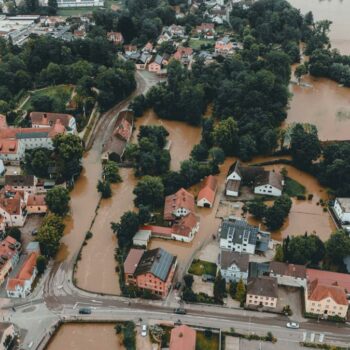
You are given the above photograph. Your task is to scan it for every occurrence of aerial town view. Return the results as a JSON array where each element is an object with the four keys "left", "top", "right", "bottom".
[{"left": 0, "top": 0, "right": 350, "bottom": 349}]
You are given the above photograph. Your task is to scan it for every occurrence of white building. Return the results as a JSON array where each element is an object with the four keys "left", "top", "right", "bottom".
[
  {"left": 30, "top": 112, "right": 77, "bottom": 134},
  {"left": 269, "top": 261, "right": 306, "bottom": 288},
  {"left": 6, "top": 252, "right": 38, "bottom": 298},
  {"left": 0, "top": 192, "right": 27, "bottom": 227},
  {"left": 164, "top": 188, "right": 195, "bottom": 221},
  {"left": 218, "top": 250, "right": 249, "bottom": 283},
  {"left": 171, "top": 212, "right": 200, "bottom": 243},
  {"left": 254, "top": 171, "right": 283, "bottom": 197},
  {"left": 333, "top": 198, "right": 350, "bottom": 225},
  {"left": 55, "top": 0, "right": 104, "bottom": 8},
  {"left": 0, "top": 323, "right": 16, "bottom": 350}
]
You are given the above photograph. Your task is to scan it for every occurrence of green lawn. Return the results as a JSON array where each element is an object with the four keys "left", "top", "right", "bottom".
[
  {"left": 284, "top": 176, "right": 306, "bottom": 198},
  {"left": 188, "top": 259, "right": 217, "bottom": 276},
  {"left": 196, "top": 331, "right": 219, "bottom": 350},
  {"left": 189, "top": 39, "right": 215, "bottom": 50},
  {"left": 57, "top": 7, "right": 96, "bottom": 16},
  {"left": 23, "top": 85, "right": 74, "bottom": 111}
]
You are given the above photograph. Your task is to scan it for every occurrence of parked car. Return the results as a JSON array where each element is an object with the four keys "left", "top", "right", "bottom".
[
  {"left": 202, "top": 274, "right": 215, "bottom": 282},
  {"left": 31, "top": 229, "right": 38, "bottom": 236},
  {"left": 79, "top": 307, "right": 92, "bottom": 314},
  {"left": 141, "top": 324, "right": 147, "bottom": 337},
  {"left": 174, "top": 282, "right": 182, "bottom": 290},
  {"left": 174, "top": 308, "right": 186, "bottom": 315},
  {"left": 286, "top": 322, "right": 299, "bottom": 329}
]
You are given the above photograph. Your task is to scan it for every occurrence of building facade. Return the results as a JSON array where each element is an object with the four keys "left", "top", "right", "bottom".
[
  {"left": 246, "top": 276, "right": 278, "bottom": 309},
  {"left": 269, "top": 261, "right": 306, "bottom": 288},
  {"left": 333, "top": 198, "right": 350, "bottom": 224},
  {"left": 218, "top": 250, "right": 249, "bottom": 283}
]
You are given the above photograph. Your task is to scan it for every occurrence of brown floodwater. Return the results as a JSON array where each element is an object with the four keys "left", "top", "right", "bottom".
[
  {"left": 134, "top": 110, "right": 202, "bottom": 170},
  {"left": 47, "top": 324, "right": 124, "bottom": 350},
  {"left": 288, "top": 0, "right": 350, "bottom": 55},
  {"left": 247, "top": 163, "right": 336, "bottom": 241},
  {"left": 286, "top": 0, "right": 350, "bottom": 141}
]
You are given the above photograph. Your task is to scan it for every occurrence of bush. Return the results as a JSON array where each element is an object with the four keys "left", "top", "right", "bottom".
[
  {"left": 85, "top": 231, "right": 93, "bottom": 240},
  {"left": 183, "top": 274, "right": 194, "bottom": 288},
  {"left": 296, "top": 194, "right": 306, "bottom": 200},
  {"left": 308, "top": 194, "right": 314, "bottom": 200},
  {"left": 36, "top": 255, "right": 47, "bottom": 274},
  {"left": 204, "top": 329, "right": 212, "bottom": 338},
  {"left": 6, "top": 227, "right": 21, "bottom": 242}
]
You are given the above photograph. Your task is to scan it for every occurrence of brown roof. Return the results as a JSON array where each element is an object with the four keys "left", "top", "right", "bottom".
[
  {"left": 164, "top": 188, "right": 195, "bottom": 221},
  {"left": 255, "top": 171, "right": 283, "bottom": 191},
  {"left": 172, "top": 212, "right": 199, "bottom": 238},
  {"left": 196, "top": 23, "right": 215, "bottom": 32},
  {"left": 247, "top": 276, "right": 278, "bottom": 298},
  {"left": 308, "top": 278, "right": 348, "bottom": 305},
  {"left": 226, "top": 179, "right": 240, "bottom": 192},
  {"left": 0, "top": 193, "right": 22, "bottom": 215},
  {"left": 0, "top": 139, "right": 18, "bottom": 154},
  {"left": 173, "top": 47, "right": 193, "bottom": 60},
  {"left": 219, "top": 250, "right": 249, "bottom": 272},
  {"left": 0, "top": 236, "right": 20, "bottom": 264},
  {"left": 124, "top": 248, "right": 144, "bottom": 275},
  {"left": 5, "top": 175, "right": 35, "bottom": 187},
  {"left": 198, "top": 175, "right": 217, "bottom": 204},
  {"left": 169, "top": 325, "right": 196, "bottom": 350},
  {"left": 270, "top": 262, "right": 306, "bottom": 279},
  {"left": 27, "top": 194, "right": 46, "bottom": 206},
  {"left": 30, "top": 112, "right": 73, "bottom": 127},
  {"left": 306, "top": 268, "right": 350, "bottom": 292}
]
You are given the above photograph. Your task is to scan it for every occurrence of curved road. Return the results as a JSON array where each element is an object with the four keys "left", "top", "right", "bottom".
[{"left": 2, "top": 71, "right": 350, "bottom": 350}]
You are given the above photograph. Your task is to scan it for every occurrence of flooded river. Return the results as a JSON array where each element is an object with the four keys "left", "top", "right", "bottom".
[
  {"left": 47, "top": 324, "right": 124, "bottom": 350},
  {"left": 286, "top": 0, "right": 350, "bottom": 141}
]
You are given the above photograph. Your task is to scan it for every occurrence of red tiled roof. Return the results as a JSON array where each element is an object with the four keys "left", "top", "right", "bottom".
[
  {"left": 27, "top": 194, "right": 46, "bottom": 206},
  {"left": 0, "top": 236, "right": 20, "bottom": 262},
  {"left": 270, "top": 262, "right": 306, "bottom": 279},
  {"left": 124, "top": 248, "right": 144, "bottom": 275},
  {"left": 196, "top": 23, "right": 214, "bottom": 32},
  {"left": 306, "top": 269, "right": 350, "bottom": 292},
  {"left": 30, "top": 112, "right": 73, "bottom": 127},
  {"left": 0, "top": 125, "right": 64, "bottom": 140},
  {"left": 107, "top": 31, "right": 123, "bottom": 42},
  {"left": 308, "top": 278, "right": 348, "bottom": 305},
  {"left": 0, "top": 139, "right": 18, "bottom": 154},
  {"left": 172, "top": 213, "right": 199, "bottom": 238},
  {"left": 114, "top": 118, "right": 132, "bottom": 141},
  {"left": 0, "top": 193, "right": 22, "bottom": 215},
  {"left": 173, "top": 47, "right": 193, "bottom": 60},
  {"left": 164, "top": 188, "right": 195, "bottom": 221},
  {"left": 197, "top": 175, "right": 217, "bottom": 204},
  {"left": 169, "top": 325, "right": 196, "bottom": 350},
  {"left": 0, "top": 114, "right": 8, "bottom": 128},
  {"left": 141, "top": 225, "right": 174, "bottom": 238}
]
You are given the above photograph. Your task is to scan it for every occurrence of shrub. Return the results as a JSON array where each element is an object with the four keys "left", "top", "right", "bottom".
[{"left": 85, "top": 231, "right": 93, "bottom": 240}]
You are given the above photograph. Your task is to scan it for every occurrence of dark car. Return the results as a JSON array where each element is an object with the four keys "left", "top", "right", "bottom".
[
  {"left": 174, "top": 308, "right": 186, "bottom": 315},
  {"left": 78, "top": 307, "right": 92, "bottom": 314},
  {"left": 174, "top": 282, "right": 182, "bottom": 290}
]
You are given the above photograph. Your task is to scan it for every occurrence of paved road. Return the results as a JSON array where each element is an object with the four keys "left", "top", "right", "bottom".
[{"left": 1, "top": 70, "right": 350, "bottom": 350}]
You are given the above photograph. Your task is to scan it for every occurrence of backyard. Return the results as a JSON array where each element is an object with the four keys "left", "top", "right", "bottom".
[
  {"left": 189, "top": 39, "right": 215, "bottom": 50},
  {"left": 188, "top": 259, "right": 217, "bottom": 277},
  {"left": 196, "top": 331, "right": 219, "bottom": 350}
]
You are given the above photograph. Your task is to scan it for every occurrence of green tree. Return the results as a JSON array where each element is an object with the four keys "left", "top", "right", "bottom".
[
  {"left": 191, "top": 143, "right": 208, "bottom": 161},
  {"left": 103, "top": 161, "right": 122, "bottom": 183},
  {"left": 326, "top": 230, "right": 350, "bottom": 268},
  {"left": 6, "top": 227, "right": 21, "bottom": 242},
  {"left": 183, "top": 274, "right": 194, "bottom": 288},
  {"left": 248, "top": 199, "right": 267, "bottom": 220},
  {"left": 265, "top": 194, "right": 292, "bottom": 231},
  {"left": 212, "top": 117, "right": 239, "bottom": 156},
  {"left": 36, "top": 255, "right": 47, "bottom": 274},
  {"left": 213, "top": 271, "right": 226, "bottom": 302},
  {"left": 25, "top": 148, "right": 51, "bottom": 178},
  {"left": 37, "top": 214, "right": 65, "bottom": 258},
  {"left": 209, "top": 147, "right": 225, "bottom": 165},
  {"left": 235, "top": 278, "right": 246, "bottom": 304},
  {"left": 111, "top": 211, "right": 139, "bottom": 248},
  {"left": 274, "top": 244, "right": 284, "bottom": 262},
  {"left": 295, "top": 64, "right": 308, "bottom": 84},
  {"left": 45, "top": 187, "right": 70, "bottom": 216},
  {"left": 97, "top": 180, "right": 112, "bottom": 198},
  {"left": 133, "top": 176, "right": 164, "bottom": 209}
]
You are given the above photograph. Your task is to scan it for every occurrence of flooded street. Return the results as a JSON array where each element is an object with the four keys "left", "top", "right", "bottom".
[
  {"left": 48, "top": 324, "right": 124, "bottom": 350},
  {"left": 286, "top": 0, "right": 350, "bottom": 141},
  {"left": 288, "top": 0, "right": 350, "bottom": 55}
]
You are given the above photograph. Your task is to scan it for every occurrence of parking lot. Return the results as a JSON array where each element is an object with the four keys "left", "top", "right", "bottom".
[{"left": 21, "top": 215, "right": 44, "bottom": 247}]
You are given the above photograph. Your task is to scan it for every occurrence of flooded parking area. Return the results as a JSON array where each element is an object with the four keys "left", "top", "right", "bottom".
[{"left": 47, "top": 324, "right": 124, "bottom": 350}]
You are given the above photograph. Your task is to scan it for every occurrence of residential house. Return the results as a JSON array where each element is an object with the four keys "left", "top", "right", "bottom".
[
  {"left": 218, "top": 250, "right": 249, "bottom": 283},
  {"left": 333, "top": 198, "right": 350, "bottom": 225},
  {"left": 197, "top": 51, "right": 214, "bottom": 65},
  {"left": 0, "top": 236, "right": 21, "bottom": 286},
  {"left": 6, "top": 251, "right": 38, "bottom": 298},
  {"left": 269, "top": 261, "right": 306, "bottom": 288},
  {"left": 195, "top": 23, "right": 215, "bottom": 36},
  {"left": 215, "top": 36, "right": 234, "bottom": 55},
  {"left": 0, "top": 139, "right": 25, "bottom": 164},
  {"left": 254, "top": 171, "right": 283, "bottom": 197},
  {"left": 0, "top": 323, "right": 16, "bottom": 350},
  {"left": 148, "top": 54, "right": 170, "bottom": 73},
  {"left": 304, "top": 269, "right": 350, "bottom": 318},
  {"left": 26, "top": 194, "right": 47, "bottom": 215},
  {"left": 168, "top": 24, "right": 185, "bottom": 37},
  {"left": 171, "top": 212, "right": 200, "bottom": 242},
  {"left": 246, "top": 276, "right": 278, "bottom": 308},
  {"left": 142, "top": 42, "right": 153, "bottom": 53},
  {"left": 197, "top": 175, "right": 218, "bottom": 208},
  {"left": 73, "top": 28, "right": 86, "bottom": 39},
  {"left": 124, "top": 45, "right": 138, "bottom": 55},
  {"left": 207, "top": 5, "right": 227, "bottom": 24},
  {"left": 0, "top": 192, "right": 27, "bottom": 227},
  {"left": 164, "top": 188, "right": 195, "bottom": 222},
  {"left": 124, "top": 248, "right": 177, "bottom": 298},
  {"left": 5, "top": 175, "right": 38, "bottom": 194},
  {"left": 173, "top": 47, "right": 193, "bottom": 66},
  {"left": 124, "top": 248, "right": 145, "bottom": 286},
  {"left": 226, "top": 161, "right": 283, "bottom": 197},
  {"left": 107, "top": 31, "right": 124, "bottom": 45},
  {"left": 248, "top": 262, "right": 270, "bottom": 279},
  {"left": 135, "top": 52, "right": 152, "bottom": 70},
  {"left": 169, "top": 325, "right": 196, "bottom": 350},
  {"left": 30, "top": 112, "right": 77, "bottom": 134},
  {"left": 219, "top": 218, "right": 270, "bottom": 254}
]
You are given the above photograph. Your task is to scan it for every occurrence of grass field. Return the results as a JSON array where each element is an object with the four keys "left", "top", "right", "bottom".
[
  {"left": 188, "top": 259, "right": 217, "bottom": 276},
  {"left": 284, "top": 176, "right": 306, "bottom": 197},
  {"left": 23, "top": 85, "right": 74, "bottom": 111},
  {"left": 57, "top": 7, "right": 96, "bottom": 16},
  {"left": 189, "top": 39, "right": 215, "bottom": 50},
  {"left": 196, "top": 331, "right": 219, "bottom": 350}
]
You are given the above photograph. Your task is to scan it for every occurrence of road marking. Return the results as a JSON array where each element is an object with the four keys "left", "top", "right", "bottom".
[{"left": 91, "top": 300, "right": 102, "bottom": 304}]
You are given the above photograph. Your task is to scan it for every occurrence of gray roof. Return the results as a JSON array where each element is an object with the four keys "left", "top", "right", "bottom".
[
  {"left": 337, "top": 198, "right": 350, "bottom": 213},
  {"left": 155, "top": 54, "right": 163, "bottom": 65},
  {"left": 255, "top": 231, "right": 270, "bottom": 253},
  {"left": 255, "top": 171, "right": 283, "bottom": 191},
  {"left": 16, "top": 131, "right": 48, "bottom": 139},
  {"left": 5, "top": 175, "right": 35, "bottom": 187},
  {"left": 219, "top": 250, "right": 249, "bottom": 272},
  {"left": 247, "top": 276, "right": 278, "bottom": 298},
  {"left": 344, "top": 256, "right": 350, "bottom": 273},
  {"left": 220, "top": 219, "right": 258, "bottom": 246},
  {"left": 134, "top": 248, "right": 176, "bottom": 281},
  {"left": 249, "top": 262, "right": 270, "bottom": 278}
]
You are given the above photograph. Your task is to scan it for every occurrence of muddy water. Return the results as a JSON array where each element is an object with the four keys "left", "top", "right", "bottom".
[
  {"left": 288, "top": 74, "right": 350, "bottom": 141},
  {"left": 247, "top": 163, "right": 336, "bottom": 241},
  {"left": 134, "top": 110, "right": 202, "bottom": 170},
  {"left": 48, "top": 324, "right": 124, "bottom": 350},
  {"left": 75, "top": 168, "right": 136, "bottom": 294},
  {"left": 286, "top": 0, "right": 350, "bottom": 141},
  {"left": 288, "top": 0, "right": 350, "bottom": 55}
]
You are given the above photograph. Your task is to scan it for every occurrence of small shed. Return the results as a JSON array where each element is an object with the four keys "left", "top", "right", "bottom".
[{"left": 133, "top": 229, "right": 151, "bottom": 247}]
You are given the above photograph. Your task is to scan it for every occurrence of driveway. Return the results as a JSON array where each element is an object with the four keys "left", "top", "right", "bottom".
[
  {"left": 21, "top": 215, "right": 44, "bottom": 248},
  {"left": 192, "top": 276, "right": 214, "bottom": 297},
  {"left": 277, "top": 286, "right": 304, "bottom": 321}
]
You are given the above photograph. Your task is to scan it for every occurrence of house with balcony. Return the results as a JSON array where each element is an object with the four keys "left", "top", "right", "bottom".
[{"left": 218, "top": 250, "right": 249, "bottom": 283}]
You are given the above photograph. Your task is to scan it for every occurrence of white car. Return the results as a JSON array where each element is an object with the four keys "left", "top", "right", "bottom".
[
  {"left": 141, "top": 324, "right": 147, "bottom": 337},
  {"left": 286, "top": 322, "right": 299, "bottom": 329}
]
